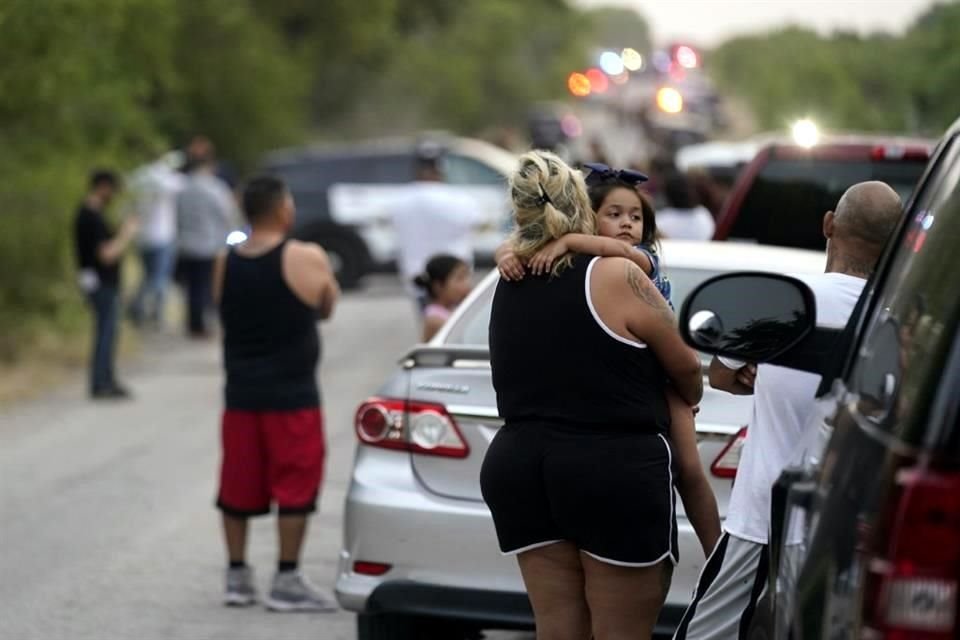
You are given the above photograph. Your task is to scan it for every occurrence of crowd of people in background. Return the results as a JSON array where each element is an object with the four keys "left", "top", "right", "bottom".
[
  {"left": 72, "top": 130, "right": 730, "bottom": 401},
  {"left": 72, "top": 136, "right": 240, "bottom": 400}
]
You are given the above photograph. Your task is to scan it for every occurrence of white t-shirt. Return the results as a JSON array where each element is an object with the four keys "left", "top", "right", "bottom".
[
  {"left": 130, "top": 162, "right": 185, "bottom": 248},
  {"left": 391, "top": 181, "right": 485, "bottom": 293},
  {"left": 655, "top": 205, "right": 716, "bottom": 241},
  {"left": 723, "top": 272, "right": 866, "bottom": 544}
]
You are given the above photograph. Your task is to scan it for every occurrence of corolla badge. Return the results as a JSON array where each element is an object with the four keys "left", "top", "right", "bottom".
[{"left": 416, "top": 382, "right": 470, "bottom": 394}]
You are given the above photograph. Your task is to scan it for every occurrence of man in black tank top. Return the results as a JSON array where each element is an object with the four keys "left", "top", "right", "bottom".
[{"left": 211, "top": 176, "right": 340, "bottom": 612}]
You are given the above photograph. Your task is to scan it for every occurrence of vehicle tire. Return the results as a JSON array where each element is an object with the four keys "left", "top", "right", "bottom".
[
  {"left": 297, "top": 225, "right": 369, "bottom": 290},
  {"left": 357, "top": 613, "right": 472, "bottom": 640}
]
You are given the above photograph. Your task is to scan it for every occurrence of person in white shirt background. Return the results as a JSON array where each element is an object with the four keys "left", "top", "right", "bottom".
[
  {"left": 673, "top": 181, "right": 903, "bottom": 640},
  {"left": 127, "top": 151, "right": 185, "bottom": 328},
  {"left": 390, "top": 143, "right": 485, "bottom": 318},
  {"left": 656, "top": 170, "right": 716, "bottom": 241}
]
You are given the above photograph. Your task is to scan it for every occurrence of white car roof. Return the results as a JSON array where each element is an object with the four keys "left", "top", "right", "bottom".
[
  {"left": 657, "top": 240, "right": 826, "bottom": 274},
  {"left": 450, "top": 137, "right": 518, "bottom": 177},
  {"left": 674, "top": 141, "right": 760, "bottom": 171}
]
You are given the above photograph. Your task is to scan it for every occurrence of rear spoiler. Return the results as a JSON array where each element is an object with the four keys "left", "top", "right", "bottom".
[{"left": 400, "top": 345, "right": 491, "bottom": 370}]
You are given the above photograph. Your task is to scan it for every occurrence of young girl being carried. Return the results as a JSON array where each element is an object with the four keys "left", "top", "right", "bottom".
[{"left": 494, "top": 162, "right": 722, "bottom": 557}]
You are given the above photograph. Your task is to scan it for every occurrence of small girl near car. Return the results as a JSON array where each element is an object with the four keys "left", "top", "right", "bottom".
[
  {"left": 414, "top": 254, "right": 474, "bottom": 342},
  {"left": 495, "top": 163, "right": 722, "bottom": 557}
]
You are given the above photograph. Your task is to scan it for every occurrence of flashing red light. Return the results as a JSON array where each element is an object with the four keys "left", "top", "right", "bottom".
[
  {"left": 585, "top": 68, "right": 609, "bottom": 94},
  {"left": 567, "top": 72, "right": 591, "bottom": 97},
  {"left": 675, "top": 45, "right": 699, "bottom": 69}
]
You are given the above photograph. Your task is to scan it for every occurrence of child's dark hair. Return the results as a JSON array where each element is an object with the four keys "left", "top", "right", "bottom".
[
  {"left": 89, "top": 169, "right": 120, "bottom": 190},
  {"left": 242, "top": 175, "right": 288, "bottom": 223},
  {"left": 412, "top": 254, "right": 466, "bottom": 299},
  {"left": 588, "top": 180, "right": 658, "bottom": 246}
]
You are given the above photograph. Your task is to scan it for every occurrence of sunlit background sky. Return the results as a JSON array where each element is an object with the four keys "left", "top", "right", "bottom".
[{"left": 575, "top": 0, "right": 939, "bottom": 46}]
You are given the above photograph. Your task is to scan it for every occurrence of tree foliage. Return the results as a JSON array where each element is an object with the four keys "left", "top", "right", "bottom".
[
  {"left": 708, "top": 1, "right": 960, "bottom": 136},
  {"left": 588, "top": 7, "right": 652, "bottom": 54},
  {"left": 373, "top": 0, "right": 590, "bottom": 133}
]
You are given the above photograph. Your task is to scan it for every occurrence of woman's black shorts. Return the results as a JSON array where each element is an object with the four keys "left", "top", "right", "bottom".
[{"left": 480, "top": 421, "right": 678, "bottom": 567}]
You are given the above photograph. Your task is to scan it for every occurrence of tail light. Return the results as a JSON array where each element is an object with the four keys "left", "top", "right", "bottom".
[
  {"left": 861, "top": 466, "right": 960, "bottom": 639},
  {"left": 711, "top": 427, "right": 747, "bottom": 478},
  {"left": 871, "top": 145, "right": 930, "bottom": 161},
  {"left": 353, "top": 561, "right": 391, "bottom": 576},
  {"left": 355, "top": 398, "right": 469, "bottom": 459}
]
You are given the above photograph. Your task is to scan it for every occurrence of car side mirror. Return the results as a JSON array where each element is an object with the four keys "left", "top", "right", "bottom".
[{"left": 679, "top": 272, "right": 817, "bottom": 363}]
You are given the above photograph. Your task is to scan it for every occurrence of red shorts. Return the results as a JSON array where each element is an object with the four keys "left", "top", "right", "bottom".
[{"left": 216, "top": 408, "right": 325, "bottom": 517}]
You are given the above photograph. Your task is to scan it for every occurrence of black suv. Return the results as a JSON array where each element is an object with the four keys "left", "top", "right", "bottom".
[{"left": 678, "top": 114, "right": 960, "bottom": 639}]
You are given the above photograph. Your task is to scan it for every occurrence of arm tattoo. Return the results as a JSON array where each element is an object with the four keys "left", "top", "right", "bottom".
[{"left": 625, "top": 262, "right": 675, "bottom": 324}]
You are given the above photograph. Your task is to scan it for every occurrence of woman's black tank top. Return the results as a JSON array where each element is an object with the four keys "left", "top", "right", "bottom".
[
  {"left": 220, "top": 241, "right": 321, "bottom": 410},
  {"left": 489, "top": 254, "right": 669, "bottom": 433}
]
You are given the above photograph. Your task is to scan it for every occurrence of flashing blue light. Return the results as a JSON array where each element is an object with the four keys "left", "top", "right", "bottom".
[{"left": 599, "top": 51, "right": 624, "bottom": 76}]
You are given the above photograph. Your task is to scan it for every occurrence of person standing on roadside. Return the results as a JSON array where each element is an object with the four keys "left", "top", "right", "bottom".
[
  {"left": 176, "top": 143, "right": 238, "bottom": 338},
  {"left": 212, "top": 176, "right": 340, "bottom": 612},
  {"left": 656, "top": 170, "right": 716, "bottom": 241},
  {"left": 391, "top": 143, "right": 485, "bottom": 316},
  {"left": 673, "top": 182, "right": 903, "bottom": 640},
  {"left": 127, "top": 152, "right": 184, "bottom": 328},
  {"left": 73, "top": 170, "right": 138, "bottom": 399}
]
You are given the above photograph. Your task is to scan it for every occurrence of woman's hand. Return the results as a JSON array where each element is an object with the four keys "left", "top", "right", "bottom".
[
  {"left": 528, "top": 238, "right": 568, "bottom": 275},
  {"left": 497, "top": 250, "right": 526, "bottom": 281}
]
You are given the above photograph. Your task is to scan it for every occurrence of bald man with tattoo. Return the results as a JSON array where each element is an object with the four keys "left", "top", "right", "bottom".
[{"left": 674, "top": 181, "right": 903, "bottom": 640}]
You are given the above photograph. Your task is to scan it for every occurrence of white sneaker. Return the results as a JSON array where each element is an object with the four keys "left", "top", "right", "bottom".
[
  {"left": 224, "top": 566, "right": 257, "bottom": 607},
  {"left": 266, "top": 571, "right": 339, "bottom": 612}
]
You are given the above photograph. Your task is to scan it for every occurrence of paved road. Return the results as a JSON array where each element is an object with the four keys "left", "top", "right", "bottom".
[{"left": 0, "top": 278, "right": 530, "bottom": 640}]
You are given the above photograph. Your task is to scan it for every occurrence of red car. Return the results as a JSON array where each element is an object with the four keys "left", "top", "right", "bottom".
[{"left": 713, "top": 135, "right": 934, "bottom": 251}]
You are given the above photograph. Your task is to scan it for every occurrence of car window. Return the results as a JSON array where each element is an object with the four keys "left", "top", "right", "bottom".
[
  {"left": 369, "top": 154, "right": 415, "bottom": 183},
  {"left": 266, "top": 161, "right": 348, "bottom": 221},
  {"left": 728, "top": 157, "right": 927, "bottom": 251},
  {"left": 847, "top": 135, "right": 960, "bottom": 444},
  {"left": 442, "top": 265, "right": 724, "bottom": 347},
  {"left": 443, "top": 155, "right": 506, "bottom": 185},
  {"left": 268, "top": 161, "right": 332, "bottom": 191},
  {"left": 661, "top": 266, "right": 722, "bottom": 310}
]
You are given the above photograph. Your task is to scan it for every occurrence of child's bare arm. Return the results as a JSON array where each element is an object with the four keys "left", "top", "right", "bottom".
[
  {"left": 495, "top": 240, "right": 525, "bottom": 281},
  {"left": 567, "top": 235, "right": 653, "bottom": 273},
  {"left": 494, "top": 240, "right": 513, "bottom": 265},
  {"left": 528, "top": 234, "right": 654, "bottom": 276},
  {"left": 667, "top": 389, "right": 721, "bottom": 557}
]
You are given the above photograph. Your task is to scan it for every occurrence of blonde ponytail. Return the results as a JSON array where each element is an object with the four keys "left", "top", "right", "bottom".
[{"left": 507, "top": 150, "right": 594, "bottom": 275}]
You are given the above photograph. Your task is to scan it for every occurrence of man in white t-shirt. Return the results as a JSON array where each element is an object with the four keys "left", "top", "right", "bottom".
[
  {"left": 391, "top": 147, "right": 485, "bottom": 311},
  {"left": 673, "top": 181, "right": 903, "bottom": 640},
  {"left": 128, "top": 153, "right": 185, "bottom": 327},
  {"left": 656, "top": 170, "right": 716, "bottom": 241}
]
